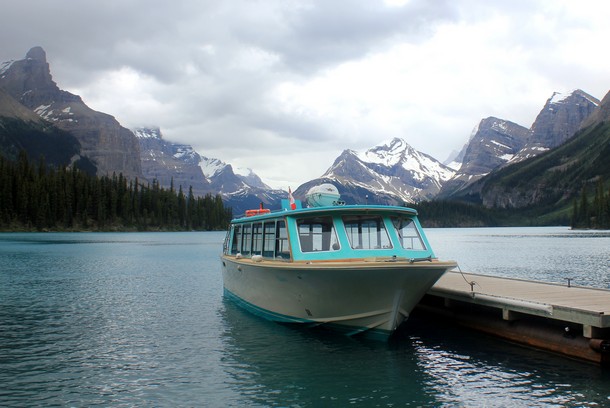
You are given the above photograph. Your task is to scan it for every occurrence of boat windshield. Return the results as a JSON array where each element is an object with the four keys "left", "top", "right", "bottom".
[
  {"left": 342, "top": 215, "right": 392, "bottom": 250},
  {"left": 296, "top": 216, "right": 340, "bottom": 252},
  {"left": 390, "top": 216, "right": 427, "bottom": 251}
]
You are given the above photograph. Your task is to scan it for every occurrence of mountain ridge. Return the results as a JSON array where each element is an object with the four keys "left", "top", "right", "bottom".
[
  {"left": 446, "top": 90, "right": 610, "bottom": 222},
  {"left": 295, "top": 137, "right": 455, "bottom": 205}
]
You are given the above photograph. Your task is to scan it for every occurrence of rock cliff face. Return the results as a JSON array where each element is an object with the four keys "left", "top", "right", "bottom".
[
  {"left": 579, "top": 90, "right": 610, "bottom": 129},
  {"left": 0, "top": 47, "right": 142, "bottom": 179},
  {"left": 438, "top": 117, "right": 529, "bottom": 197},
  {"left": 509, "top": 90, "right": 599, "bottom": 163},
  {"left": 135, "top": 127, "right": 210, "bottom": 196}
]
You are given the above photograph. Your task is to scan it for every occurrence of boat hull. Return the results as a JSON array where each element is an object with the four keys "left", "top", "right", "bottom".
[{"left": 221, "top": 256, "right": 456, "bottom": 339}]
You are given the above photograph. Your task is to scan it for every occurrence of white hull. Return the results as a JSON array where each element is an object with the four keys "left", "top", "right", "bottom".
[{"left": 221, "top": 256, "right": 454, "bottom": 338}]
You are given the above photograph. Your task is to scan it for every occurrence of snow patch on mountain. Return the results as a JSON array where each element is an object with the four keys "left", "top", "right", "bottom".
[
  {"left": 0, "top": 60, "right": 14, "bottom": 77},
  {"left": 133, "top": 127, "right": 161, "bottom": 139},
  {"left": 199, "top": 156, "right": 226, "bottom": 178}
]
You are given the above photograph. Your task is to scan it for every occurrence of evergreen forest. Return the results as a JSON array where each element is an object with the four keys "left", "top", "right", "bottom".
[
  {"left": 414, "top": 177, "right": 610, "bottom": 230},
  {"left": 571, "top": 178, "right": 610, "bottom": 229},
  {"left": 0, "top": 152, "right": 232, "bottom": 231}
]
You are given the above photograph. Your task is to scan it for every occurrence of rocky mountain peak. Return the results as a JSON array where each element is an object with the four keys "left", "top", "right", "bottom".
[
  {"left": 506, "top": 89, "right": 600, "bottom": 165},
  {"left": 462, "top": 116, "right": 529, "bottom": 172},
  {"left": 26, "top": 46, "right": 47, "bottom": 62},
  {"left": 437, "top": 116, "right": 529, "bottom": 197},
  {"left": 0, "top": 47, "right": 142, "bottom": 179},
  {"left": 0, "top": 47, "right": 59, "bottom": 107},
  {"left": 309, "top": 137, "right": 454, "bottom": 204},
  {"left": 359, "top": 137, "right": 414, "bottom": 167},
  {"left": 529, "top": 89, "right": 599, "bottom": 147}
]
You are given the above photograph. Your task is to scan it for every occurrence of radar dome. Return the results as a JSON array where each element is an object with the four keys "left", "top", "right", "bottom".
[{"left": 306, "top": 184, "right": 343, "bottom": 207}]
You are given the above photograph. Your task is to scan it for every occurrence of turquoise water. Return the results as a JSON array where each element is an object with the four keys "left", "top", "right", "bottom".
[
  {"left": 427, "top": 227, "right": 610, "bottom": 289},
  {"left": 1, "top": 229, "right": 609, "bottom": 406}
]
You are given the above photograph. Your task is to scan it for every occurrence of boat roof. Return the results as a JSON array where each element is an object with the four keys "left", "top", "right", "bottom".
[{"left": 231, "top": 204, "right": 418, "bottom": 223}]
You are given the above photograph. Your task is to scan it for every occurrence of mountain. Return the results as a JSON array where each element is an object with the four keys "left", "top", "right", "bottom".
[
  {"left": 437, "top": 117, "right": 530, "bottom": 197},
  {"left": 295, "top": 138, "right": 455, "bottom": 205},
  {"left": 0, "top": 87, "right": 42, "bottom": 122},
  {"left": 447, "top": 90, "right": 610, "bottom": 222},
  {"left": 580, "top": 90, "right": 610, "bottom": 129},
  {"left": 439, "top": 90, "right": 600, "bottom": 198},
  {"left": 0, "top": 47, "right": 142, "bottom": 179},
  {"left": 200, "top": 157, "right": 271, "bottom": 193},
  {"left": 443, "top": 148, "right": 464, "bottom": 171},
  {"left": 201, "top": 156, "right": 285, "bottom": 215},
  {"left": 509, "top": 90, "right": 599, "bottom": 163},
  {"left": 135, "top": 126, "right": 284, "bottom": 214},
  {"left": 135, "top": 127, "right": 210, "bottom": 196},
  {"left": 0, "top": 86, "right": 96, "bottom": 172}
]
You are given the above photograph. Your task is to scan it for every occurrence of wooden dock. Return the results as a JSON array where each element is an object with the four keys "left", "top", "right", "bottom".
[{"left": 417, "top": 271, "right": 610, "bottom": 366}]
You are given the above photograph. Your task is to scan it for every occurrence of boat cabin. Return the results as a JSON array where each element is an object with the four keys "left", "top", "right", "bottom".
[{"left": 223, "top": 203, "right": 435, "bottom": 263}]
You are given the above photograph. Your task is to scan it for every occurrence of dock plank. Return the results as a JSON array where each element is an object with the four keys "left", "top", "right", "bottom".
[{"left": 429, "top": 271, "right": 610, "bottom": 328}]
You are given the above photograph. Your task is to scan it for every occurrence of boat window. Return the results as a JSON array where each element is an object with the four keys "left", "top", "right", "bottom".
[
  {"left": 262, "top": 221, "right": 276, "bottom": 257},
  {"left": 342, "top": 215, "right": 392, "bottom": 250},
  {"left": 252, "top": 223, "right": 263, "bottom": 255},
  {"left": 242, "top": 224, "right": 252, "bottom": 255},
  {"left": 275, "top": 220, "right": 290, "bottom": 259},
  {"left": 230, "top": 225, "right": 242, "bottom": 255},
  {"left": 297, "top": 216, "right": 339, "bottom": 252},
  {"left": 391, "top": 216, "right": 426, "bottom": 250}
]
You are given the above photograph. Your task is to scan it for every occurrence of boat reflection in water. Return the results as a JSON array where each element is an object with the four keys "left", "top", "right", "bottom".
[{"left": 221, "top": 184, "right": 457, "bottom": 340}]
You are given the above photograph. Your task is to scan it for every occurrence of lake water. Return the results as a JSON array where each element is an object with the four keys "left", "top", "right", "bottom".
[{"left": 1, "top": 227, "right": 609, "bottom": 407}]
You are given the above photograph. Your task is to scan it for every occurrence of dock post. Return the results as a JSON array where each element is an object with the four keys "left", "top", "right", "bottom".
[{"left": 502, "top": 309, "right": 519, "bottom": 321}]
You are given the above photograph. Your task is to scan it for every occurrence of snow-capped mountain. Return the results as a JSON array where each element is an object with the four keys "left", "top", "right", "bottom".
[
  {"left": 295, "top": 138, "right": 455, "bottom": 205},
  {"left": 199, "top": 156, "right": 271, "bottom": 191},
  {"left": 135, "top": 127, "right": 210, "bottom": 196},
  {"left": 135, "top": 127, "right": 285, "bottom": 215}
]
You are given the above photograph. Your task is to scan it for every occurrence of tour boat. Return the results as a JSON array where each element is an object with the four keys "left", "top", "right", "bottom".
[{"left": 221, "top": 184, "right": 457, "bottom": 340}]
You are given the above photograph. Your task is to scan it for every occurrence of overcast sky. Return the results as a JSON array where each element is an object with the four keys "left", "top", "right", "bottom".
[{"left": 1, "top": 0, "right": 609, "bottom": 189}]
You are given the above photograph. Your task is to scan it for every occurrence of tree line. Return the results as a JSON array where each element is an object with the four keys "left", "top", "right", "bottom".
[
  {"left": 0, "top": 152, "right": 232, "bottom": 231},
  {"left": 571, "top": 177, "right": 610, "bottom": 229}
]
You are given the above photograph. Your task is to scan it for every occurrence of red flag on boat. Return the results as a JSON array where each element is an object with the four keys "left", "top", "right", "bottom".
[{"left": 288, "top": 187, "right": 296, "bottom": 210}]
